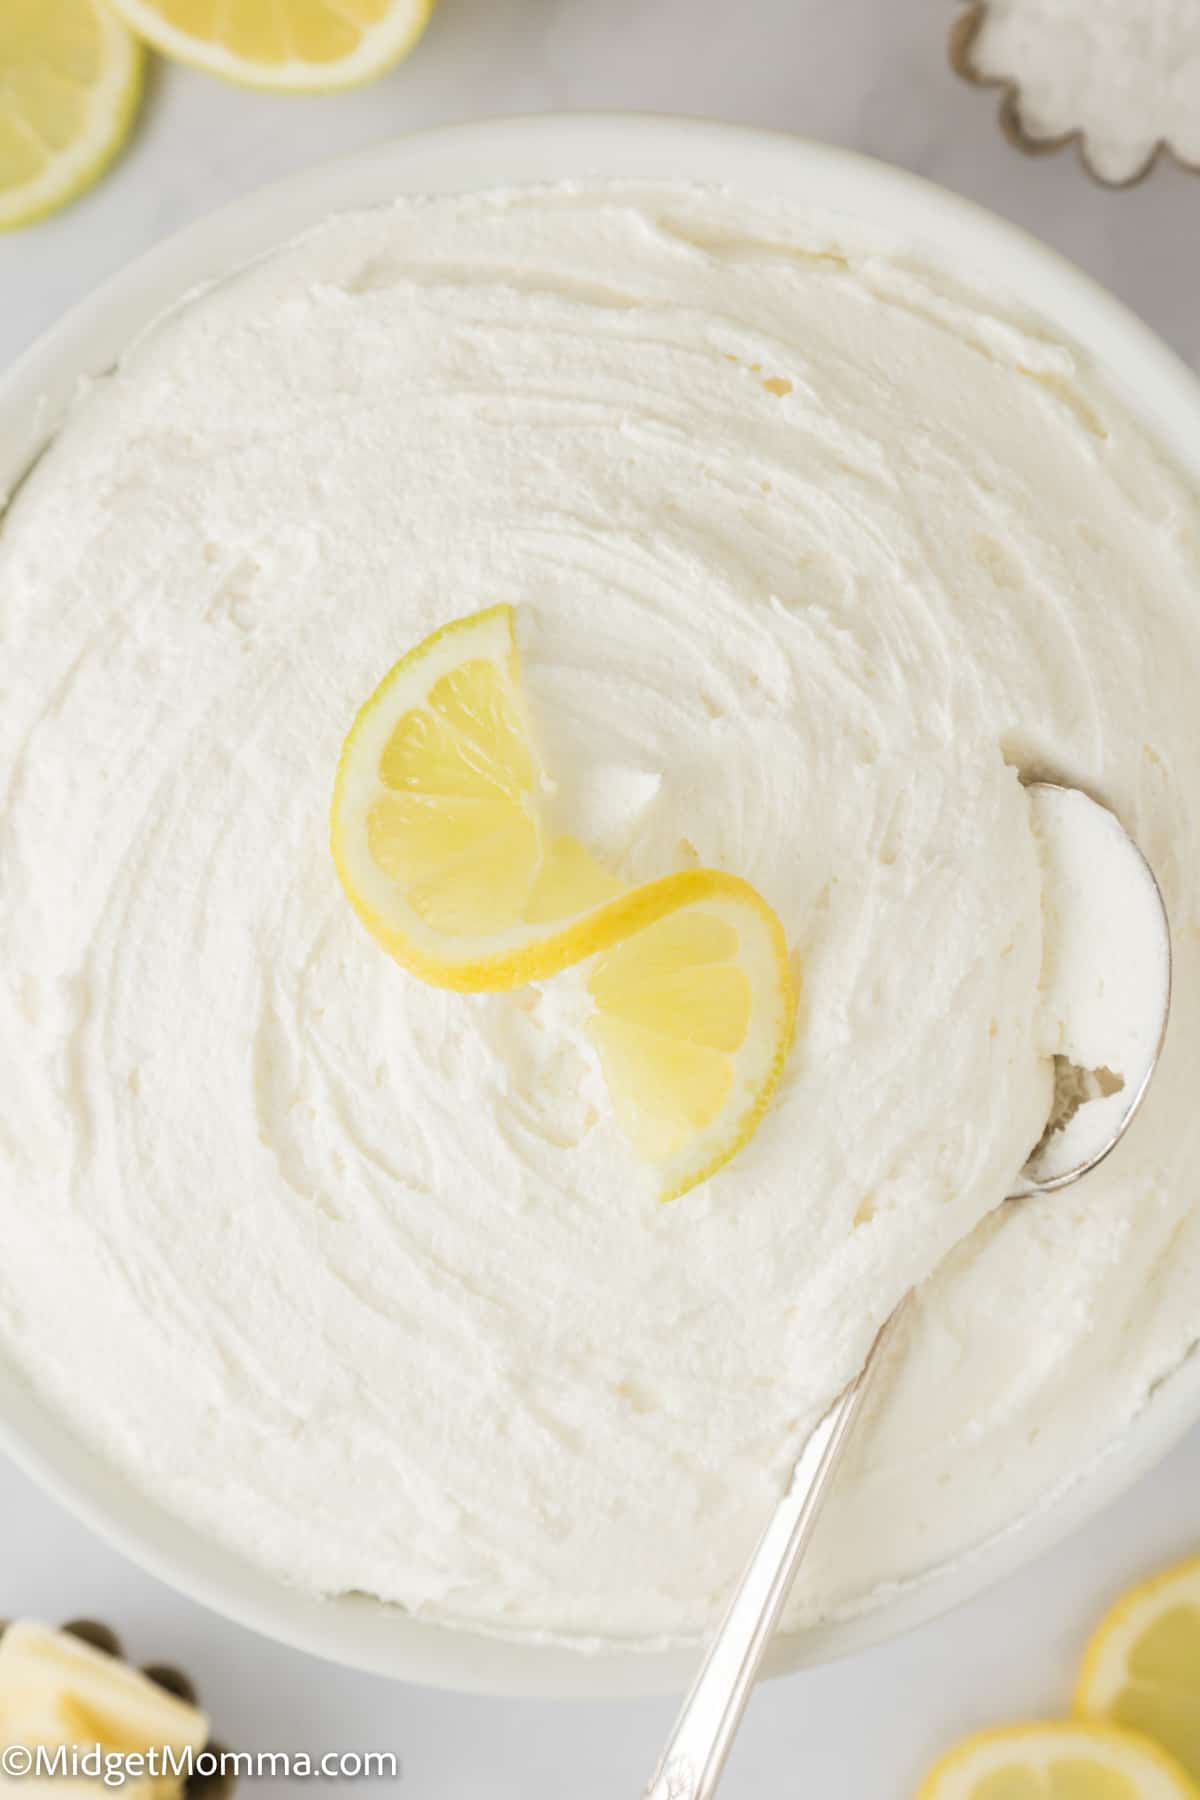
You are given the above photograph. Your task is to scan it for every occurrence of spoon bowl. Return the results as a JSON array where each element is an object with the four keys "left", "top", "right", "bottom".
[{"left": 1013, "top": 783, "right": 1172, "bottom": 1196}]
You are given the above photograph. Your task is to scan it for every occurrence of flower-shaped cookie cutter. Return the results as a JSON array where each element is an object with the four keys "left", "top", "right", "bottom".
[
  {"left": 0, "top": 1618, "right": 236, "bottom": 1799},
  {"left": 949, "top": 1, "right": 1200, "bottom": 189}
]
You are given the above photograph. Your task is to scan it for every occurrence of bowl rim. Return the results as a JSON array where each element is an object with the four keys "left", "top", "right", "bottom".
[{"left": 2, "top": 111, "right": 1199, "bottom": 1699}]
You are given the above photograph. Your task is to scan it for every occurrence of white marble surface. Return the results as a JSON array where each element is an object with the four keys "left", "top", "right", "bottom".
[{"left": 1, "top": 2, "right": 1198, "bottom": 1794}]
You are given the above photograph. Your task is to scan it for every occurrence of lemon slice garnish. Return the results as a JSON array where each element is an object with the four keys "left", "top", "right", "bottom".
[
  {"left": 0, "top": 0, "right": 144, "bottom": 231},
  {"left": 108, "top": 0, "right": 434, "bottom": 92},
  {"left": 332, "top": 605, "right": 626, "bottom": 989},
  {"left": 916, "top": 1721, "right": 1200, "bottom": 1800},
  {"left": 586, "top": 884, "right": 795, "bottom": 1200},
  {"left": 1075, "top": 1555, "right": 1200, "bottom": 1785},
  {"left": 331, "top": 605, "right": 798, "bottom": 1197}
]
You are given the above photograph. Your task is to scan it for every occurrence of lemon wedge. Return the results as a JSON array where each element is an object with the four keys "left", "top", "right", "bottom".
[
  {"left": 108, "top": 0, "right": 434, "bottom": 91},
  {"left": 331, "top": 604, "right": 798, "bottom": 1197},
  {"left": 1075, "top": 1556, "right": 1200, "bottom": 1784},
  {"left": 916, "top": 1721, "right": 1200, "bottom": 1800},
  {"left": 0, "top": 0, "right": 144, "bottom": 231}
]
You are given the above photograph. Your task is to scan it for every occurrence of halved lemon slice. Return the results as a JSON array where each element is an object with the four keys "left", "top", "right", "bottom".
[
  {"left": 1075, "top": 1556, "right": 1200, "bottom": 1784},
  {"left": 331, "top": 605, "right": 798, "bottom": 1196},
  {"left": 108, "top": 0, "right": 434, "bottom": 92},
  {"left": 0, "top": 0, "right": 144, "bottom": 231},
  {"left": 586, "top": 883, "right": 796, "bottom": 1200},
  {"left": 333, "top": 604, "right": 627, "bottom": 991},
  {"left": 916, "top": 1721, "right": 1200, "bottom": 1800}
]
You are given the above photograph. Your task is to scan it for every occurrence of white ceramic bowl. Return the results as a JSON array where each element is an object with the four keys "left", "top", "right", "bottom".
[{"left": 2, "top": 115, "right": 1199, "bottom": 1698}]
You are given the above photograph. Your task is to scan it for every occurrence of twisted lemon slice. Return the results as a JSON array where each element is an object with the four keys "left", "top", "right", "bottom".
[
  {"left": 1075, "top": 1556, "right": 1200, "bottom": 1785},
  {"left": 331, "top": 605, "right": 797, "bottom": 1198},
  {"left": 916, "top": 1721, "right": 1200, "bottom": 1800}
]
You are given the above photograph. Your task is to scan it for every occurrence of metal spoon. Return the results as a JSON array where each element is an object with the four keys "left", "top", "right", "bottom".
[{"left": 643, "top": 782, "right": 1172, "bottom": 1800}]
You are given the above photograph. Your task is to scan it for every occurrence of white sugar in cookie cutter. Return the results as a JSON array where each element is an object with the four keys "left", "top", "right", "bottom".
[{"left": 950, "top": 1, "right": 1200, "bottom": 189}]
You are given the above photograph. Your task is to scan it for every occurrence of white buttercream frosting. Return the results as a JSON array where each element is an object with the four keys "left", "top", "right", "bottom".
[{"left": 1, "top": 183, "right": 1198, "bottom": 1644}]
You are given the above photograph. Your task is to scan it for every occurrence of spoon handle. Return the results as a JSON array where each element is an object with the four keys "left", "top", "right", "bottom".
[{"left": 642, "top": 1297, "right": 910, "bottom": 1800}]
